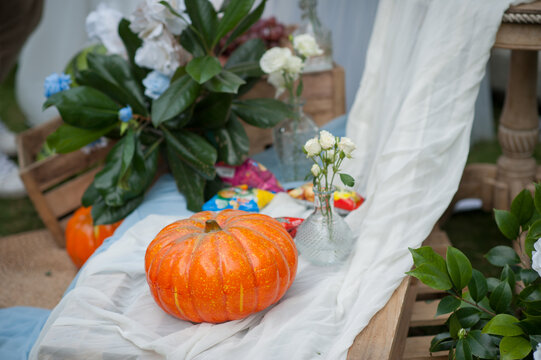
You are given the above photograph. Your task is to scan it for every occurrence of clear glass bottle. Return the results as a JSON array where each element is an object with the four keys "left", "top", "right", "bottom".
[
  {"left": 293, "top": 0, "right": 333, "bottom": 73},
  {"left": 272, "top": 99, "right": 318, "bottom": 182},
  {"left": 294, "top": 187, "right": 355, "bottom": 265}
]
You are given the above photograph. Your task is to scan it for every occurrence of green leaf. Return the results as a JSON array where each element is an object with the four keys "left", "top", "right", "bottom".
[
  {"left": 204, "top": 70, "right": 246, "bottom": 93},
  {"left": 232, "top": 98, "right": 292, "bottom": 128},
  {"left": 185, "top": 0, "right": 218, "bottom": 48},
  {"left": 534, "top": 183, "right": 541, "bottom": 214},
  {"left": 222, "top": 0, "right": 266, "bottom": 52},
  {"left": 340, "top": 173, "right": 355, "bottom": 187},
  {"left": 162, "top": 106, "right": 195, "bottom": 131},
  {"left": 517, "top": 314, "right": 541, "bottom": 335},
  {"left": 482, "top": 314, "right": 524, "bottom": 336},
  {"left": 406, "top": 265, "right": 453, "bottom": 291},
  {"left": 446, "top": 246, "right": 473, "bottom": 291},
  {"left": 296, "top": 77, "right": 304, "bottom": 98},
  {"left": 213, "top": 0, "right": 255, "bottom": 47},
  {"left": 519, "top": 284, "right": 541, "bottom": 304},
  {"left": 224, "top": 38, "right": 265, "bottom": 78},
  {"left": 487, "top": 277, "right": 500, "bottom": 293},
  {"left": 151, "top": 74, "right": 200, "bottom": 126},
  {"left": 455, "top": 338, "right": 472, "bottom": 360},
  {"left": 180, "top": 27, "right": 206, "bottom": 57},
  {"left": 91, "top": 194, "right": 144, "bottom": 225},
  {"left": 117, "top": 19, "right": 147, "bottom": 83},
  {"left": 64, "top": 44, "right": 106, "bottom": 86},
  {"left": 466, "top": 330, "right": 499, "bottom": 359},
  {"left": 430, "top": 333, "right": 454, "bottom": 353},
  {"left": 410, "top": 246, "right": 445, "bottom": 267},
  {"left": 494, "top": 209, "right": 520, "bottom": 240},
  {"left": 81, "top": 182, "right": 99, "bottom": 208},
  {"left": 500, "top": 264, "right": 516, "bottom": 291},
  {"left": 499, "top": 336, "right": 532, "bottom": 360},
  {"left": 469, "top": 269, "right": 488, "bottom": 303},
  {"left": 43, "top": 86, "right": 119, "bottom": 129},
  {"left": 485, "top": 246, "right": 520, "bottom": 267},
  {"left": 448, "top": 312, "right": 462, "bottom": 339},
  {"left": 511, "top": 189, "right": 534, "bottom": 226},
  {"left": 162, "top": 127, "right": 217, "bottom": 179},
  {"left": 525, "top": 220, "right": 541, "bottom": 258},
  {"left": 455, "top": 307, "right": 482, "bottom": 328},
  {"left": 46, "top": 123, "right": 116, "bottom": 153},
  {"left": 436, "top": 296, "right": 461, "bottom": 316},
  {"left": 186, "top": 56, "right": 222, "bottom": 84},
  {"left": 215, "top": 114, "right": 249, "bottom": 165},
  {"left": 489, "top": 281, "right": 512, "bottom": 313},
  {"left": 520, "top": 268, "right": 539, "bottom": 286},
  {"left": 193, "top": 93, "right": 233, "bottom": 129},
  {"left": 166, "top": 145, "right": 206, "bottom": 211}
]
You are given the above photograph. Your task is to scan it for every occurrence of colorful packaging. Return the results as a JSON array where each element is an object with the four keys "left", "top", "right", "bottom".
[
  {"left": 215, "top": 159, "right": 284, "bottom": 193},
  {"left": 275, "top": 217, "right": 305, "bottom": 238},
  {"left": 287, "top": 183, "right": 364, "bottom": 211},
  {"left": 202, "top": 185, "right": 275, "bottom": 212}
]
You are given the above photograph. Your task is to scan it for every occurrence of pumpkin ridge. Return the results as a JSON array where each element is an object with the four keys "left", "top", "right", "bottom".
[
  {"left": 221, "top": 229, "right": 259, "bottom": 314},
  {"left": 227, "top": 225, "right": 286, "bottom": 306},
  {"left": 186, "top": 240, "right": 205, "bottom": 323},
  {"left": 215, "top": 236, "right": 232, "bottom": 321},
  {"left": 148, "top": 232, "right": 196, "bottom": 284}
]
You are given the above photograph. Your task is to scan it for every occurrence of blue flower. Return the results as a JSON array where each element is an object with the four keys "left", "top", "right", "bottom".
[
  {"left": 43, "top": 72, "right": 71, "bottom": 98},
  {"left": 142, "top": 70, "right": 171, "bottom": 99},
  {"left": 118, "top": 105, "right": 132, "bottom": 122}
]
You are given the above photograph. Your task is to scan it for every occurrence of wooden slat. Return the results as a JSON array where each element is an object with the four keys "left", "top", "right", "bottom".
[
  {"left": 404, "top": 336, "right": 448, "bottom": 360},
  {"left": 410, "top": 299, "right": 447, "bottom": 328},
  {"left": 347, "top": 276, "right": 417, "bottom": 359},
  {"left": 45, "top": 167, "right": 101, "bottom": 218},
  {"left": 495, "top": 23, "right": 541, "bottom": 50}
]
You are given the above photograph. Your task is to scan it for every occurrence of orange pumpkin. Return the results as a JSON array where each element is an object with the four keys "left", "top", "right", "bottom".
[
  {"left": 145, "top": 209, "right": 298, "bottom": 323},
  {"left": 65, "top": 206, "right": 123, "bottom": 268}
]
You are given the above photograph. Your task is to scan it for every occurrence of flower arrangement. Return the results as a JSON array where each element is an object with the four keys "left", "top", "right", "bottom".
[
  {"left": 408, "top": 187, "right": 541, "bottom": 360},
  {"left": 259, "top": 33, "right": 322, "bottom": 101},
  {"left": 304, "top": 130, "right": 356, "bottom": 191},
  {"left": 42, "top": 0, "right": 292, "bottom": 224}
]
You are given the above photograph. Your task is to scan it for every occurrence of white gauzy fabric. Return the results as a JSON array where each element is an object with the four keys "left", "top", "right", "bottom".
[{"left": 30, "top": 1, "right": 528, "bottom": 359}]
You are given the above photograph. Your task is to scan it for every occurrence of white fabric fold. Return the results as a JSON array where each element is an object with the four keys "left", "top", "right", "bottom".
[{"left": 31, "top": 0, "right": 528, "bottom": 359}]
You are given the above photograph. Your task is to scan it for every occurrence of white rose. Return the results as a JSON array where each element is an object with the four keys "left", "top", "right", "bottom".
[
  {"left": 311, "top": 164, "right": 321, "bottom": 177},
  {"left": 319, "top": 130, "right": 335, "bottom": 150},
  {"left": 304, "top": 137, "right": 321, "bottom": 157},
  {"left": 534, "top": 343, "right": 541, "bottom": 360},
  {"left": 130, "top": 0, "right": 187, "bottom": 39},
  {"left": 293, "top": 34, "right": 323, "bottom": 58},
  {"left": 284, "top": 55, "right": 303, "bottom": 75},
  {"left": 259, "top": 47, "right": 292, "bottom": 74},
  {"left": 324, "top": 149, "right": 335, "bottom": 162},
  {"left": 338, "top": 137, "right": 356, "bottom": 158},
  {"left": 86, "top": 4, "right": 126, "bottom": 57},
  {"left": 533, "top": 239, "right": 541, "bottom": 278},
  {"left": 135, "top": 32, "right": 190, "bottom": 76},
  {"left": 267, "top": 71, "right": 286, "bottom": 98}
]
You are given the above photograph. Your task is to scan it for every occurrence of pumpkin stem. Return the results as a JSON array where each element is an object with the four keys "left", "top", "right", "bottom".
[{"left": 204, "top": 219, "right": 222, "bottom": 233}]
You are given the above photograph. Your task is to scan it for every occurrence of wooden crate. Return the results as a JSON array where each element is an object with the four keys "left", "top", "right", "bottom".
[
  {"left": 17, "top": 118, "right": 114, "bottom": 247},
  {"left": 241, "top": 64, "right": 346, "bottom": 155}
]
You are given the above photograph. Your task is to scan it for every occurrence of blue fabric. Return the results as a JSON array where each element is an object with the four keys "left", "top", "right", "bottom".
[{"left": 0, "top": 114, "right": 347, "bottom": 359}]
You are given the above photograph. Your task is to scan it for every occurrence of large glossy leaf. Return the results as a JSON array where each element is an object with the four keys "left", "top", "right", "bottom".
[
  {"left": 166, "top": 145, "right": 206, "bottom": 211},
  {"left": 224, "top": 38, "right": 265, "bottom": 78},
  {"left": 180, "top": 27, "right": 206, "bottom": 57},
  {"left": 118, "top": 18, "right": 147, "bottom": 83},
  {"left": 43, "top": 86, "right": 119, "bottom": 129},
  {"left": 193, "top": 93, "right": 233, "bottom": 129},
  {"left": 466, "top": 331, "right": 499, "bottom": 359},
  {"left": 215, "top": 114, "right": 249, "bottom": 165},
  {"left": 436, "top": 296, "right": 461, "bottom": 316},
  {"left": 455, "top": 338, "right": 472, "bottom": 360},
  {"left": 162, "top": 127, "right": 217, "bottom": 179},
  {"left": 185, "top": 0, "right": 218, "bottom": 49},
  {"left": 91, "top": 194, "right": 144, "bottom": 225},
  {"left": 489, "top": 281, "right": 512, "bottom": 313},
  {"left": 231, "top": 98, "right": 292, "bottom": 128},
  {"left": 485, "top": 246, "right": 520, "bottom": 267},
  {"left": 500, "top": 265, "right": 516, "bottom": 291},
  {"left": 511, "top": 189, "right": 534, "bottom": 226},
  {"left": 46, "top": 123, "right": 116, "bottom": 153},
  {"left": 64, "top": 44, "right": 107, "bottom": 86},
  {"left": 186, "top": 55, "right": 222, "bottom": 84},
  {"left": 406, "top": 247, "right": 453, "bottom": 291},
  {"left": 81, "top": 181, "right": 99, "bottom": 208},
  {"left": 482, "top": 314, "right": 523, "bottom": 337},
  {"left": 222, "top": 0, "right": 266, "bottom": 51},
  {"left": 468, "top": 269, "right": 488, "bottom": 303},
  {"left": 494, "top": 209, "right": 520, "bottom": 240},
  {"left": 151, "top": 74, "right": 200, "bottom": 126},
  {"left": 499, "top": 336, "right": 532, "bottom": 360},
  {"left": 455, "top": 307, "right": 482, "bottom": 328},
  {"left": 430, "top": 333, "right": 454, "bottom": 353},
  {"left": 213, "top": 0, "right": 255, "bottom": 47},
  {"left": 446, "top": 246, "right": 472, "bottom": 291},
  {"left": 204, "top": 70, "right": 246, "bottom": 93}
]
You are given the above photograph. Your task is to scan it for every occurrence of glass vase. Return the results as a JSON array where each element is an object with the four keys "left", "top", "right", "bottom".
[
  {"left": 293, "top": 0, "right": 333, "bottom": 73},
  {"left": 294, "top": 187, "right": 355, "bottom": 265},
  {"left": 272, "top": 100, "right": 318, "bottom": 182}
]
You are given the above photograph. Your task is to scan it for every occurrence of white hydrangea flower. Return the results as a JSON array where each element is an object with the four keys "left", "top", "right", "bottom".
[
  {"left": 267, "top": 71, "right": 286, "bottom": 98},
  {"left": 304, "top": 137, "right": 321, "bottom": 157},
  {"left": 259, "top": 47, "right": 292, "bottom": 74},
  {"left": 135, "top": 32, "right": 190, "bottom": 76},
  {"left": 534, "top": 343, "right": 541, "bottom": 360},
  {"left": 338, "top": 137, "right": 356, "bottom": 158},
  {"left": 130, "top": 0, "right": 187, "bottom": 39},
  {"left": 86, "top": 4, "right": 126, "bottom": 57},
  {"left": 533, "top": 239, "right": 541, "bottom": 278},
  {"left": 293, "top": 34, "right": 323, "bottom": 58},
  {"left": 311, "top": 164, "right": 321, "bottom": 177},
  {"left": 319, "top": 130, "right": 335, "bottom": 150},
  {"left": 284, "top": 55, "right": 303, "bottom": 75}
]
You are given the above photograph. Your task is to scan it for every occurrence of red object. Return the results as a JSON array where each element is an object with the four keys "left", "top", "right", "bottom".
[
  {"left": 145, "top": 210, "right": 298, "bottom": 323},
  {"left": 65, "top": 206, "right": 123, "bottom": 268},
  {"left": 275, "top": 217, "right": 304, "bottom": 238}
]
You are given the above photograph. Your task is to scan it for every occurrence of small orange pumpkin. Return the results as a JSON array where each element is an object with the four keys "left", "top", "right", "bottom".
[
  {"left": 65, "top": 206, "right": 123, "bottom": 268},
  {"left": 145, "top": 209, "right": 298, "bottom": 323}
]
